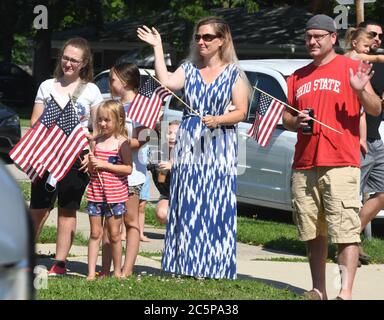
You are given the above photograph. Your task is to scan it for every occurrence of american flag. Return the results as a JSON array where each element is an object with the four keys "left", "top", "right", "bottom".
[
  {"left": 9, "top": 98, "right": 62, "bottom": 182},
  {"left": 30, "top": 100, "right": 89, "bottom": 184},
  {"left": 127, "top": 77, "right": 171, "bottom": 129},
  {"left": 247, "top": 91, "right": 285, "bottom": 147}
]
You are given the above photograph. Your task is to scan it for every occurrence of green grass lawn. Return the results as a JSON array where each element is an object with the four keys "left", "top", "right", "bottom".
[
  {"left": 38, "top": 225, "right": 88, "bottom": 246},
  {"left": 37, "top": 275, "right": 301, "bottom": 300},
  {"left": 139, "top": 251, "right": 163, "bottom": 258},
  {"left": 18, "top": 180, "right": 384, "bottom": 263},
  {"left": 20, "top": 118, "right": 30, "bottom": 128}
]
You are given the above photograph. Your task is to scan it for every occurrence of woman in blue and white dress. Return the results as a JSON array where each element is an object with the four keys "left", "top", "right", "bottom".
[{"left": 138, "top": 17, "right": 249, "bottom": 279}]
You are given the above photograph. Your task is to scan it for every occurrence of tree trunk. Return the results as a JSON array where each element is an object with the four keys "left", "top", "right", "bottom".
[{"left": 33, "top": 28, "right": 53, "bottom": 87}]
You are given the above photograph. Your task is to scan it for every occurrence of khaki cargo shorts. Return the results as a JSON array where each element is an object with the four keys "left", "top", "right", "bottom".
[{"left": 291, "top": 167, "right": 361, "bottom": 244}]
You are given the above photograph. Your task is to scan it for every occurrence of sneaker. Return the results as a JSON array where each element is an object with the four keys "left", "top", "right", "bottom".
[{"left": 48, "top": 263, "right": 67, "bottom": 276}]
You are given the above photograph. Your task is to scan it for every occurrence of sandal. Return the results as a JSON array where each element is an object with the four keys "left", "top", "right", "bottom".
[{"left": 303, "top": 288, "right": 323, "bottom": 300}]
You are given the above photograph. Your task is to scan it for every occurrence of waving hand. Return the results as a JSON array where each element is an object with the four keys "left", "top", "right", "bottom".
[
  {"left": 137, "top": 25, "right": 162, "bottom": 48},
  {"left": 349, "top": 61, "right": 374, "bottom": 93}
]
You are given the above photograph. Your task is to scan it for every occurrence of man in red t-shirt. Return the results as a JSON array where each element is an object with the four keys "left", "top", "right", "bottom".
[{"left": 283, "top": 14, "right": 382, "bottom": 300}]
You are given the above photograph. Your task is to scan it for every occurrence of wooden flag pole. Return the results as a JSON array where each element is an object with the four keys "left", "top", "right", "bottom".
[
  {"left": 143, "top": 70, "right": 202, "bottom": 119},
  {"left": 253, "top": 86, "right": 343, "bottom": 135}
]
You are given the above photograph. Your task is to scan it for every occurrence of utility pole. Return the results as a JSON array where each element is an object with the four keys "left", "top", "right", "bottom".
[
  {"left": 355, "top": 0, "right": 364, "bottom": 24},
  {"left": 335, "top": 1, "right": 376, "bottom": 25}
]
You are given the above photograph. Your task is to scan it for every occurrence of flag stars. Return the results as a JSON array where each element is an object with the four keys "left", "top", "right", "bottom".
[
  {"left": 258, "top": 94, "right": 272, "bottom": 116},
  {"left": 56, "top": 102, "right": 81, "bottom": 135},
  {"left": 40, "top": 99, "right": 63, "bottom": 128},
  {"left": 139, "top": 78, "right": 160, "bottom": 98}
]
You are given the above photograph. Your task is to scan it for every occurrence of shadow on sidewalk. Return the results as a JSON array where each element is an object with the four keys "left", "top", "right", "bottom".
[
  {"left": 142, "top": 231, "right": 164, "bottom": 240},
  {"left": 238, "top": 273, "right": 306, "bottom": 296},
  {"left": 36, "top": 257, "right": 163, "bottom": 278}
]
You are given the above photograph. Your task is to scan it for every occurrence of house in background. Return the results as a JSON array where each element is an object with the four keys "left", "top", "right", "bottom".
[{"left": 51, "top": 5, "right": 348, "bottom": 73}]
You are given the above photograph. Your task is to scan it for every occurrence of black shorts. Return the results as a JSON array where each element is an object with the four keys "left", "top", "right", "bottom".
[{"left": 30, "top": 154, "right": 90, "bottom": 210}]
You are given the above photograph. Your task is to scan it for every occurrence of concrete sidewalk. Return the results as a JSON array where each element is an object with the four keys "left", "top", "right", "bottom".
[
  {"left": 36, "top": 208, "right": 384, "bottom": 300},
  {"left": 7, "top": 164, "right": 384, "bottom": 300}
]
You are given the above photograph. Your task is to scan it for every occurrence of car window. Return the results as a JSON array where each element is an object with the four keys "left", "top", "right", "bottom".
[
  {"left": 245, "top": 71, "right": 286, "bottom": 124},
  {"left": 94, "top": 73, "right": 110, "bottom": 94},
  {"left": 168, "top": 90, "right": 185, "bottom": 112},
  {"left": 94, "top": 73, "right": 151, "bottom": 95}
]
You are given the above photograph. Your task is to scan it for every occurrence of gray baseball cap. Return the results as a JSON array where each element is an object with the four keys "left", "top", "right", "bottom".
[{"left": 306, "top": 14, "right": 337, "bottom": 33}]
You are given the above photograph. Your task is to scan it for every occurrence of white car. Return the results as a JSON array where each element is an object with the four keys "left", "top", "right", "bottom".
[
  {"left": 0, "top": 161, "right": 34, "bottom": 299},
  {"left": 163, "top": 59, "right": 384, "bottom": 220},
  {"left": 94, "top": 68, "right": 156, "bottom": 101}
]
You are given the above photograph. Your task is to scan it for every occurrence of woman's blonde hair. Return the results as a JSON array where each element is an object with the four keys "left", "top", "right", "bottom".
[
  {"left": 187, "top": 16, "right": 239, "bottom": 66},
  {"left": 54, "top": 37, "right": 94, "bottom": 82},
  {"left": 186, "top": 16, "right": 251, "bottom": 104},
  {"left": 344, "top": 27, "right": 373, "bottom": 51},
  {"left": 96, "top": 100, "right": 128, "bottom": 139}
]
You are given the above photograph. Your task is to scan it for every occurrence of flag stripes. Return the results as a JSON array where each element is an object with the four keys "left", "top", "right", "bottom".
[
  {"left": 9, "top": 97, "right": 88, "bottom": 184},
  {"left": 247, "top": 91, "right": 285, "bottom": 147},
  {"left": 127, "top": 77, "right": 170, "bottom": 129}
]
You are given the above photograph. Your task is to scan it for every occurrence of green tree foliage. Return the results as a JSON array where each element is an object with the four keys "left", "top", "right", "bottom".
[
  {"left": 101, "top": 0, "right": 127, "bottom": 22},
  {"left": 3, "top": 1, "right": 383, "bottom": 70},
  {"left": 360, "top": 1, "right": 384, "bottom": 23},
  {"left": 31, "top": 0, "right": 128, "bottom": 82},
  {"left": 0, "top": 0, "right": 35, "bottom": 62},
  {"left": 12, "top": 35, "right": 32, "bottom": 65}
]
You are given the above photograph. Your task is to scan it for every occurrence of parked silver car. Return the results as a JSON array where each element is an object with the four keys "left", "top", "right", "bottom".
[
  {"left": 163, "top": 59, "right": 384, "bottom": 217},
  {"left": 0, "top": 161, "right": 34, "bottom": 299}
]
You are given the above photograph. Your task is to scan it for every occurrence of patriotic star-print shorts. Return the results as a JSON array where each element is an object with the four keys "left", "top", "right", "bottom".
[{"left": 87, "top": 202, "right": 126, "bottom": 217}]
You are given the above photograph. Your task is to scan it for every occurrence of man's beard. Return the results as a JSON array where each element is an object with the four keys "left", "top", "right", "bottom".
[
  {"left": 370, "top": 45, "right": 383, "bottom": 54},
  {"left": 371, "top": 46, "right": 379, "bottom": 53}
]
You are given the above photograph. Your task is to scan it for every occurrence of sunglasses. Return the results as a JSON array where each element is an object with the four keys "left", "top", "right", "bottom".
[
  {"left": 369, "top": 31, "right": 384, "bottom": 40},
  {"left": 194, "top": 33, "right": 221, "bottom": 42}
]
